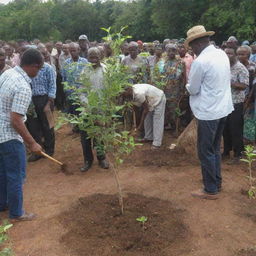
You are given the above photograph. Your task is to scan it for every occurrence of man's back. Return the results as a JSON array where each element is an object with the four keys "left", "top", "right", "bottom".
[{"left": 188, "top": 45, "right": 233, "bottom": 120}]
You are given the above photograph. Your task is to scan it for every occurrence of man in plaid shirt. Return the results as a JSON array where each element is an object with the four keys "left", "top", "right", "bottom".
[{"left": 0, "top": 49, "right": 43, "bottom": 221}]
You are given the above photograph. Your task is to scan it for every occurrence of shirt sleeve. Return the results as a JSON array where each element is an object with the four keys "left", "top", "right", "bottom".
[
  {"left": 11, "top": 86, "right": 31, "bottom": 115},
  {"left": 238, "top": 66, "right": 249, "bottom": 86},
  {"left": 47, "top": 65, "right": 57, "bottom": 98},
  {"left": 186, "top": 60, "right": 204, "bottom": 96}
]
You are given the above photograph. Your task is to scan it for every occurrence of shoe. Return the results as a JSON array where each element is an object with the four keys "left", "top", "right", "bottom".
[
  {"left": 11, "top": 212, "right": 36, "bottom": 222},
  {"left": 191, "top": 189, "right": 219, "bottom": 200},
  {"left": 227, "top": 157, "right": 241, "bottom": 165},
  {"left": 28, "top": 154, "right": 42, "bottom": 162},
  {"left": 0, "top": 206, "right": 8, "bottom": 212},
  {"left": 221, "top": 152, "right": 230, "bottom": 160},
  {"left": 151, "top": 145, "right": 160, "bottom": 150},
  {"left": 136, "top": 138, "right": 153, "bottom": 143},
  {"left": 80, "top": 161, "right": 93, "bottom": 172},
  {"left": 98, "top": 159, "right": 109, "bottom": 169}
]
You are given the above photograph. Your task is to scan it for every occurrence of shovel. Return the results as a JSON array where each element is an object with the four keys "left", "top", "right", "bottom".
[{"left": 40, "top": 151, "right": 67, "bottom": 173}]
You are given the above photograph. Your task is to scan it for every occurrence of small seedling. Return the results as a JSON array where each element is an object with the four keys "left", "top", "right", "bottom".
[
  {"left": 241, "top": 145, "right": 256, "bottom": 199},
  {"left": 0, "top": 220, "right": 13, "bottom": 256},
  {"left": 136, "top": 216, "right": 148, "bottom": 230}
]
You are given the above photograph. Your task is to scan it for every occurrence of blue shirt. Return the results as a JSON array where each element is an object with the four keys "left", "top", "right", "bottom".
[
  {"left": 61, "top": 57, "right": 88, "bottom": 89},
  {"left": 31, "top": 62, "right": 56, "bottom": 98},
  {"left": 250, "top": 54, "right": 256, "bottom": 63}
]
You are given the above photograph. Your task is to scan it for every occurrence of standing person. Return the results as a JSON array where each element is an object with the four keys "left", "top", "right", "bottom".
[
  {"left": 122, "top": 84, "right": 166, "bottom": 150},
  {"left": 237, "top": 46, "right": 256, "bottom": 143},
  {"left": 178, "top": 44, "right": 194, "bottom": 83},
  {"left": 0, "top": 49, "right": 11, "bottom": 75},
  {"left": 185, "top": 25, "right": 233, "bottom": 199},
  {"left": 250, "top": 44, "right": 256, "bottom": 63},
  {"left": 148, "top": 45, "right": 165, "bottom": 84},
  {"left": 62, "top": 43, "right": 88, "bottom": 115},
  {"left": 79, "top": 47, "right": 109, "bottom": 171},
  {"left": 223, "top": 47, "right": 249, "bottom": 164},
  {"left": 27, "top": 47, "right": 56, "bottom": 162},
  {"left": 163, "top": 43, "right": 186, "bottom": 131},
  {"left": 0, "top": 49, "right": 43, "bottom": 221},
  {"left": 122, "top": 41, "right": 149, "bottom": 84},
  {"left": 53, "top": 41, "right": 65, "bottom": 110},
  {"left": 78, "top": 34, "right": 89, "bottom": 58},
  {"left": 59, "top": 44, "right": 70, "bottom": 70}
]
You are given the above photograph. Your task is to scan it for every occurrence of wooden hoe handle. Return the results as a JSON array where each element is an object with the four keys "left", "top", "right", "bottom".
[{"left": 40, "top": 151, "right": 63, "bottom": 166}]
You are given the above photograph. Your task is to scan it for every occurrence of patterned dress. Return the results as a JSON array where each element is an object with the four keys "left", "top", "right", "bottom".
[
  {"left": 244, "top": 61, "right": 256, "bottom": 142},
  {"left": 163, "top": 58, "right": 185, "bottom": 127}
]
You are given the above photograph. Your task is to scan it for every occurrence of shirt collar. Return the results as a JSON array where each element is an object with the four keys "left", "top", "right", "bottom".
[
  {"left": 14, "top": 66, "right": 32, "bottom": 84},
  {"left": 200, "top": 45, "right": 215, "bottom": 55}
]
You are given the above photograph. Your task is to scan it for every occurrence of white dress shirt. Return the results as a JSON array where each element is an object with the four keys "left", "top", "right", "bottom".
[{"left": 186, "top": 45, "right": 233, "bottom": 120}]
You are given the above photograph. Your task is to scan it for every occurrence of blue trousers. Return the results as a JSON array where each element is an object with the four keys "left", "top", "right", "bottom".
[
  {"left": 0, "top": 139, "right": 26, "bottom": 218},
  {"left": 197, "top": 117, "right": 226, "bottom": 194}
]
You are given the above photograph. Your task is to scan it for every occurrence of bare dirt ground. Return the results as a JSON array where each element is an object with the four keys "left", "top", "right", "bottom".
[{"left": 1, "top": 125, "right": 256, "bottom": 256}]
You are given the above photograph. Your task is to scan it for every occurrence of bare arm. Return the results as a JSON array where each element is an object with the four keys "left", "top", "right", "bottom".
[
  {"left": 137, "top": 101, "right": 149, "bottom": 131},
  {"left": 11, "top": 112, "right": 42, "bottom": 153},
  {"left": 231, "top": 82, "right": 247, "bottom": 90}
]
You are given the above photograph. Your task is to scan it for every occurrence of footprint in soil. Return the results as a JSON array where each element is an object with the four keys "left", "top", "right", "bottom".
[{"left": 56, "top": 193, "right": 191, "bottom": 256}]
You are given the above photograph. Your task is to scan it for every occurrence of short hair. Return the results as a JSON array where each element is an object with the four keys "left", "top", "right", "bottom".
[
  {"left": 128, "top": 41, "right": 138, "bottom": 48},
  {"left": 88, "top": 47, "right": 100, "bottom": 57},
  {"left": 165, "top": 43, "right": 177, "bottom": 50},
  {"left": 20, "top": 48, "right": 43, "bottom": 66},
  {"left": 237, "top": 45, "right": 252, "bottom": 55},
  {"left": 69, "top": 42, "right": 80, "bottom": 49},
  {"left": 0, "top": 48, "right": 6, "bottom": 57}
]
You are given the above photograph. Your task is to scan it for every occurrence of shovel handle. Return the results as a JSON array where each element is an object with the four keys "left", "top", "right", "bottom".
[{"left": 40, "top": 151, "right": 63, "bottom": 166}]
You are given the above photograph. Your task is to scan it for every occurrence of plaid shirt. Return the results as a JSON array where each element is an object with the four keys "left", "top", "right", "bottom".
[
  {"left": 31, "top": 62, "right": 56, "bottom": 98},
  {"left": 0, "top": 66, "right": 32, "bottom": 143},
  {"left": 61, "top": 57, "right": 88, "bottom": 88}
]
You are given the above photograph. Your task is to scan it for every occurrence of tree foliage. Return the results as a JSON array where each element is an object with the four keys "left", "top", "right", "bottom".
[{"left": 0, "top": 0, "right": 255, "bottom": 43}]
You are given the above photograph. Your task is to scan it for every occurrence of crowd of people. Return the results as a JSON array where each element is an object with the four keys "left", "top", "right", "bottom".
[{"left": 0, "top": 24, "right": 256, "bottom": 220}]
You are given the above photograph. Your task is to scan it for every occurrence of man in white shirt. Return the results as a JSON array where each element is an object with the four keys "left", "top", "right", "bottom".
[
  {"left": 185, "top": 25, "right": 233, "bottom": 199},
  {"left": 122, "top": 84, "right": 166, "bottom": 149}
]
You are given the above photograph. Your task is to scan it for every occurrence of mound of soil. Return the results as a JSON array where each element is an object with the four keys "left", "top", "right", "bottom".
[{"left": 57, "top": 193, "right": 190, "bottom": 256}]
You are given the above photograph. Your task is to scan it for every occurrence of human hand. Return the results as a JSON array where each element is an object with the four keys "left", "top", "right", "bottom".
[{"left": 28, "top": 142, "right": 42, "bottom": 154}]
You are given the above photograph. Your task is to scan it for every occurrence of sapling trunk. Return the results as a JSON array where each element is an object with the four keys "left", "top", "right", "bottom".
[{"left": 110, "top": 161, "right": 124, "bottom": 214}]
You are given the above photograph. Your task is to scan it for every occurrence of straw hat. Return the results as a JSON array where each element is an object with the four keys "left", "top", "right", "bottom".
[{"left": 185, "top": 25, "right": 215, "bottom": 48}]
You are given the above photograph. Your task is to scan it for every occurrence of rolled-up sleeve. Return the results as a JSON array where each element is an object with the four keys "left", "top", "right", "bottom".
[
  {"left": 186, "top": 61, "right": 203, "bottom": 96},
  {"left": 47, "top": 65, "right": 56, "bottom": 99}
]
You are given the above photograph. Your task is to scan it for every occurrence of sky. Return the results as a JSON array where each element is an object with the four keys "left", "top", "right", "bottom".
[{"left": 0, "top": 0, "right": 11, "bottom": 3}]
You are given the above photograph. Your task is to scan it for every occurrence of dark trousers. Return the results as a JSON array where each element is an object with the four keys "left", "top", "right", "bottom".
[
  {"left": 223, "top": 103, "right": 244, "bottom": 157},
  {"left": 31, "top": 95, "right": 55, "bottom": 155},
  {"left": 0, "top": 140, "right": 25, "bottom": 218},
  {"left": 55, "top": 73, "right": 65, "bottom": 110},
  {"left": 197, "top": 117, "right": 226, "bottom": 194},
  {"left": 80, "top": 130, "right": 105, "bottom": 163}
]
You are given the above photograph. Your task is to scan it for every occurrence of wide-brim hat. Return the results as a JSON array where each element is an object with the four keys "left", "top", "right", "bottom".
[{"left": 185, "top": 25, "right": 215, "bottom": 48}]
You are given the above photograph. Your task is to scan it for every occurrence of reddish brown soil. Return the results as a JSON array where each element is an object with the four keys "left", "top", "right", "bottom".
[
  {"left": 58, "top": 193, "right": 189, "bottom": 256},
  {"left": 1, "top": 125, "right": 256, "bottom": 256}
]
